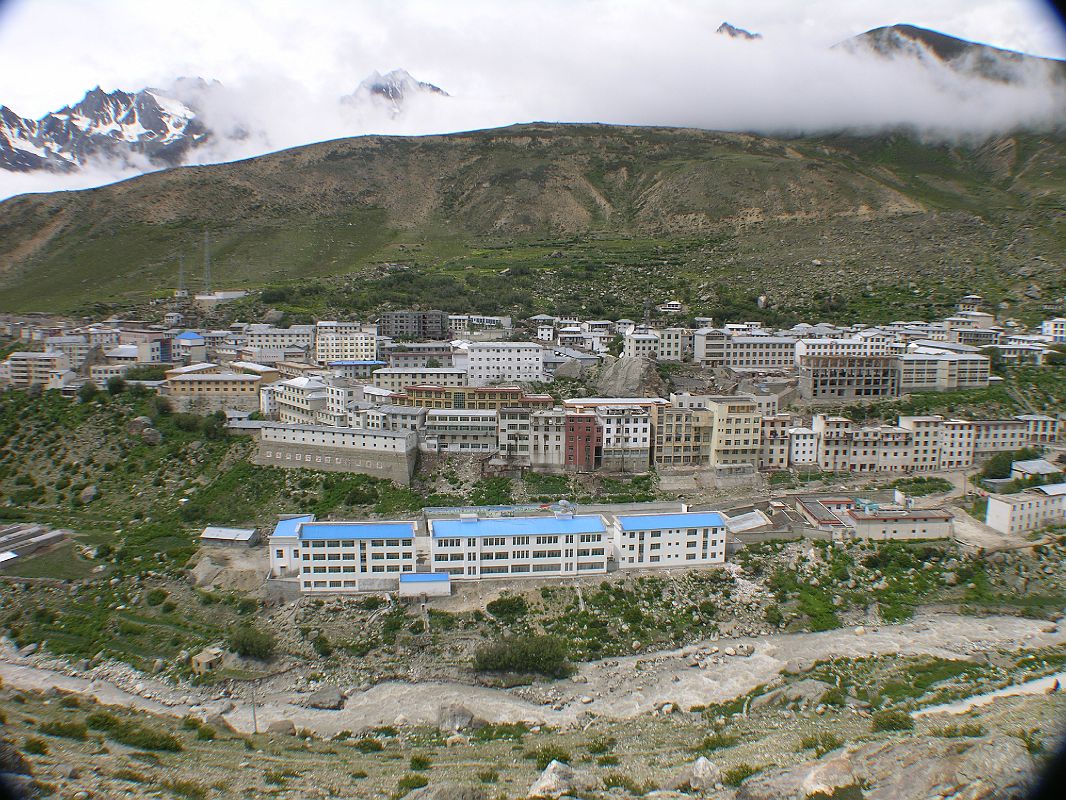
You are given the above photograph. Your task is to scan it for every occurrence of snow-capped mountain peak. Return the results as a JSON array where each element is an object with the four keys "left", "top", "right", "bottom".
[
  {"left": 346, "top": 69, "right": 449, "bottom": 116},
  {"left": 0, "top": 85, "right": 207, "bottom": 173}
]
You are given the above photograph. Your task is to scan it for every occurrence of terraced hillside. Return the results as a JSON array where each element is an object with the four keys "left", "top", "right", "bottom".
[{"left": 0, "top": 125, "right": 1063, "bottom": 320}]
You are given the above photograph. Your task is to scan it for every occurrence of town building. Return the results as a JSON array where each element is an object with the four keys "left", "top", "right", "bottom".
[
  {"left": 610, "top": 512, "right": 726, "bottom": 568},
  {"left": 372, "top": 368, "right": 468, "bottom": 392},
  {"left": 798, "top": 355, "right": 900, "bottom": 401},
  {"left": 429, "top": 513, "right": 609, "bottom": 578},
  {"left": 377, "top": 310, "right": 449, "bottom": 340},
  {"left": 254, "top": 422, "right": 419, "bottom": 484},
  {"left": 985, "top": 483, "right": 1066, "bottom": 535},
  {"left": 465, "top": 342, "right": 544, "bottom": 386}
]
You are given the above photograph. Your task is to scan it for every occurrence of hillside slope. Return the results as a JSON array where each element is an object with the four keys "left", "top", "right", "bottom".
[{"left": 0, "top": 124, "right": 1063, "bottom": 318}]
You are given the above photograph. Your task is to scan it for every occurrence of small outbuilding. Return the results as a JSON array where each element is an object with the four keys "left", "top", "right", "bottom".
[
  {"left": 398, "top": 572, "right": 452, "bottom": 598},
  {"left": 190, "top": 647, "right": 225, "bottom": 675},
  {"left": 1010, "top": 458, "right": 1061, "bottom": 481},
  {"left": 200, "top": 526, "right": 259, "bottom": 546}
]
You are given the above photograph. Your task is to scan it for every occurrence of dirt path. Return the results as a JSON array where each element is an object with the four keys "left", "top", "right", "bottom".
[{"left": 2, "top": 613, "right": 1062, "bottom": 736}]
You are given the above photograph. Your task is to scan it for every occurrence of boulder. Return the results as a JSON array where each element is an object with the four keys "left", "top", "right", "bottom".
[
  {"left": 667, "top": 756, "right": 721, "bottom": 791},
  {"left": 436, "top": 703, "right": 486, "bottom": 733},
  {"left": 401, "top": 784, "right": 487, "bottom": 800},
  {"left": 141, "top": 427, "right": 162, "bottom": 446},
  {"left": 593, "top": 356, "right": 666, "bottom": 398},
  {"left": 79, "top": 485, "right": 98, "bottom": 504},
  {"left": 305, "top": 685, "right": 345, "bottom": 710},
  {"left": 528, "top": 760, "right": 600, "bottom": 799},
  {"left": 127, "top": 416, "right": 153, "bottom": 435},
  {"left": 266, "top": 719, "right": 296, "bottom": 735},
  {"left": 204, "top": 713, "right": 235, "bottom": 733}
]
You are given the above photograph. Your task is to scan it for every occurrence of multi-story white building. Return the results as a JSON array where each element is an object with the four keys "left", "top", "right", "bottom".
[
  {"left": 1041, "top": 318, "right": 1066, "bottom": 343},
  {"left": 897, "top": 352, "right": 990, "bottom": 392},
  {"left": 429, "top": 513, "right": 609, "bottom": 578},
  {"left": 245, "top": 324, "right": 315, "bottom": 352},
  {"left": 789, "top": 427, "right": 819, "bottom": 466},
  {"left": 423, "top": 409, "right": 499, "bottom": 453},
  {"left": 275, "top": 376, "right": 330, "bottom": 424},
  {"left": 314, "top": 323, "right": 377, "bottom": 364},
  {"left": 372, "top": 368, "right": 468, "bottom": 392},
  {"left": 623, "top": 332, "right": 660, "bottom": 360},
  {"left": 986, "top": 483, "right": 1066, "bottom": 535},
  {"left": 0, "top": 351, "right": 71, "bottom": 388},
  {"left": 530, "top": 408, "right": 567, "bottom": 470},
  {"left": 693, "top": 330, "right": 796, "bottom": 371},
  {"left": 44, "top": 335, "right": 92, "bottom": 368},
  {"left": 268, "top": 516, "right": 417, "bottom": 592},
  {"left": 794, "top": 337, "right": 886, "bottom": 365},
  {"left": 611, "top": 512, "right": 726, "bottom": 568},
  {"left": 597, "top": 406, "right": 652, "bottom": 471},
  {"left": 465, "top": 342, "right": 544, "bottom": 387}
]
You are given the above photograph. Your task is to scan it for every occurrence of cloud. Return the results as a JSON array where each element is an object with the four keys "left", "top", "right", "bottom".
[{"left": 1, "top": 0, "right": 1064, "bottom": 200}]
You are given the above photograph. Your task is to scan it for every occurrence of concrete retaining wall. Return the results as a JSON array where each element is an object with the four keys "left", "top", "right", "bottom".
[{"left": 254, "top": 440, "right": 417, "bottom": 485}]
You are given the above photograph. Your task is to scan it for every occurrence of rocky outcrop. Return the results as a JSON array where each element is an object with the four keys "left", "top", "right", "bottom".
[
  {"left": 736, "top": 735, "right": 1033, "bottom": 800},
  {"left": 528, "top": 760, "right": 600, "bottom": 798},
  {"left": 593, "top": 356, "right": 666, "bottom": 398},
  {"left": 266, "top": 719, "right": 296, "bottom": 735},
  {"left": 304, "top": 684, "right": 345, "bottom": 710},
  {"left": 667, "top": 756, "right": 722, "bottom": 791},
  {"left": 750, "top": 678, "right": 835, "bottom": 709},
  {"left": 437, "top": 703, "right": 487, "bottom": 733}
]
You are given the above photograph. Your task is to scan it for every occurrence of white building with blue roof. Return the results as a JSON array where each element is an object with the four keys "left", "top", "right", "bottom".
[
  {"left": 611, "top": 512, "right": 726, "bottom": 568},
  {"left": 268, "top": 515, "right": 418, "bottom": 592},
  {"left": 429, "top": 513, "right": 608, "bottom": 579}
]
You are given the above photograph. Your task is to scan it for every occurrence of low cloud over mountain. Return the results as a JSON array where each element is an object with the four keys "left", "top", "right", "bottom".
[{"left": 1, "top": 23, "right": 1063, "bottom": 199}]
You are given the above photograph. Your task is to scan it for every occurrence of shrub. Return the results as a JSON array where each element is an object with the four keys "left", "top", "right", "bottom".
[
  {"left": 694, "top": 732, "right": 739, "bottom": 753},
  {"left": 163, "top": 779, "right": 207, "bottom": 800},
  {"left": 86, "top": 711, "right": 182, "bottom": 751},
  {"left": 587, "top": 735, "right": 616, "bottom": 754},
  {"left": 597, "top": 754, "right": 620, "bottom": 766},
  {"left": 486, "top": 594, "right": 528, "bottom": 623},
  {"left": 352, "top": 737, "right": 384, "bottom": 753},
  {"left": 478, "top": 768, "right": 499, "bottom": 783},
  {"left": 722, "top": 763, "right": 760, "bottom": 787},
  {"left": 397, "top": 774, "right": 429, "bottom": 793},
  {"left": 350, "top": 770, "right": 368, "bottom": 779},
  {"left": 23, "top": 737, "right": 48, "bottom": 755},
  {"left": 526, "top": 744, "right": 570, "bottom": 770},
  {"left": 311, "top": 634, "right": 333, "bottom": 658},
  {"left": 161, "top": 601, "right": 177, "bottom": 614},
  {"left": 229, "top": 625, "right": 275, "bottom": 660},
  {"left": 38, "top": 720, "right": 87, "bottom": 740},
  {"left": 932, "top": 723, "right": 986, "bottom": 738},
  {"left": 604, "top": 773, "right": 653, "bottom": 795},
  {"left": 472, "top": 722, "right": 528, "bottom": 742},
  {"left": 58, "top": 695, "right": 80, "bottom": 709},
  {"left": 474, "top": 634, "right": 573, "bottom": 678},
  {"left": 764, "top": 604, "right": 784, "bottom": 626},
  {"left": 871, "top": 710, "right": 914, "bottom": 732},
  {"left": 798, "top": 731, "right": 843, "bottom": 756},
  {"left": 819, "top": 686, "right": 847, "bottom": 707},
  {"left": 113, "top": 768, "right": 148, "bottom": 783},
  {"left": 145, "top": 588, "right": 167, "bottom": 606},
  {"left": 196, "top": 725, "right": 216, "bottom": 741},
  {"left": 409, "top": 755, "right": 431, "bottom": 771}
]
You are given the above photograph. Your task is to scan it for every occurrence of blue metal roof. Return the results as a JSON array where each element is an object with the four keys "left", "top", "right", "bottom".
[
  {"left": 328, "top": 360, "right": 386, "bottom": 366},
  {"left": 175, "top": 330, "right": 205, "bottom": 340},
  {"left": 431, "top": 515, "right": 605, "bottom": 538},
  {"left": 271, "top": 515, "right": 315, "bottom": 538},
  {"left": 616, "top": 512, "right": 725, "bottom": 531},
  {"left": 299, "top": 521, "right": 415, "bottom": 540},
  {"left": 399, "top": 573, "right": 450, "bottom": 582}
]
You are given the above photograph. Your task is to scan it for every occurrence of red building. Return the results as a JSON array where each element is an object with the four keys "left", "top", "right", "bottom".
[{"left": 565, "top": 413, "right": 601, "bottom": 471}]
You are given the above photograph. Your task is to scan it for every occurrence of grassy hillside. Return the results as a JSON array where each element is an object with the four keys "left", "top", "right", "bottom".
[{"left": 0, "top": 124, "right": 1063, "bottom": 320}]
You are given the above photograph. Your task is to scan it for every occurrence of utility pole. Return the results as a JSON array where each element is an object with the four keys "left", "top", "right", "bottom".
[{"left": 250, "top": 681, "right": 258, "bottom": 734}]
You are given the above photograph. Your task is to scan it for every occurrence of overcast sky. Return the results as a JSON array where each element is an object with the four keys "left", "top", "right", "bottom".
[
  {"left": 1, "top": 0, "right": 1064, "bottom": 198},
  {"left": 1, "top": 0, "right": 1063, "bottom": 117}
]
